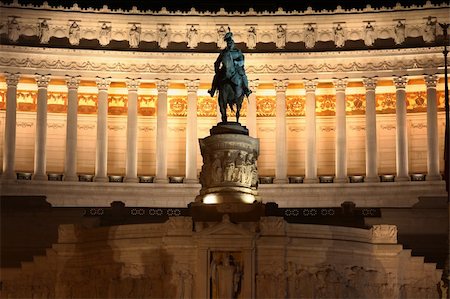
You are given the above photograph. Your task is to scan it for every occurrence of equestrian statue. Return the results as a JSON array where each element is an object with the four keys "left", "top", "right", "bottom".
[{"left": 208, "top": 31, "right": 252, "bottom": 123}]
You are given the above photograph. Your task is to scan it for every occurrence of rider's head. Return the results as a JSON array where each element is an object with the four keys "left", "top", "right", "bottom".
[{"left": 224, "top": 31, "right": 234, "bottom": 49}]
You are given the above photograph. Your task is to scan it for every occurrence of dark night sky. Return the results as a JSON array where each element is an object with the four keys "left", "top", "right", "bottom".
[{"left": 1, "top": 0, "right": 446, "bottom": 11}]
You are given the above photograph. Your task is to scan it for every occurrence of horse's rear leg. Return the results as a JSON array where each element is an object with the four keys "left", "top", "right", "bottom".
[{"left": 220, "top": 101, "right": 227, "bottom": 123}]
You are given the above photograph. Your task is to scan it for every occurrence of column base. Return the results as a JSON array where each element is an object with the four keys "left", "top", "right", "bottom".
[
  {"left": 364, "top": 176, "right": 380, "bottom": 183},
  {"left": 124, "top": 177, "right": 139, "bottom": 183},
  {"left": 64, "top": 175, "right": 79, "bottom": 182},
  {"left": 154, "top": 177, "right": 169, "bottom": 183},
  {"left": 334, "top": 177, "right": 348, "bottom": 183},
  {"left": 426, "top": 174, "right": 442, "bottom": 181},
  {"left": 94, "top": 176, "right": 108, "bottom": 182},
  {"left": 184, "top": 178, "right": 199, "bottom": 184},
  {"left": 1, "top": 171, "right": 16, "bottom": 180},
  {"left": 395, "top": 176, "right": 410, "bottom": 182},
  {"left": 273, "top": 178, "right": 288, "bottom": 184},
  {"left": 33, "top": 173, "right": 48, "bottom": 181},
  {"left": 303, "top": 177, "right": 319, "bottom": 184}
]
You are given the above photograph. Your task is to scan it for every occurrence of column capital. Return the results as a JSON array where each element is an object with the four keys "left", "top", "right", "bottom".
[
  {"left": 363, "top": 77, "right": 377, "bottom": 91},
  {"left": 66, "top": 75, "right": 80, "bottom": 90},
  {"left": 393, "top": 76, "right": 408, "bottom": 89},
  {"left": 126, "top": 77, "right": 141, "bottom": 92},
  {"left": 248, "top": 79, "right": 259, "bottom": 92},
  {"left": 5, "top": 72, "right": 20, "bottom": 87},
  {"left": 156, "top": 79, "right": 170, "bottom": 93},
  {"left": 333, "top": 78, "right": 348, "bottom": 92},
  {"left": 96, "top": 76, "right": 111, "bottom": 91},
  {"left": 273, "top": 79, "right": 289, "bottom": 92},
  {"left": 424, "top": 74, "right": 438, "bottom": 88},
  {"left": 35, "top": 74, "right": 51, "bottom": 88},
  {"left": 184, "top": 79, "right": 200, "bottom": 93},
  {"left": 303, "top": 79, "right": 318, "bottom": 92}
]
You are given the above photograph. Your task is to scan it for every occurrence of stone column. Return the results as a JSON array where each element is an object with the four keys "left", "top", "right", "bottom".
[
  {"left": 247, "top": 79, "right": 259, "bottom": 138},
  {"left": 184, "top": 79, "right": 200, "bottom": 183},
  {"left": 94, "top": 76, "right": 111, "bottom": 182},
  {"left": 33, "top": 74, "right": 51, "bottom": 180},
  {"left": 155, "top": 79, "right": 169, "bottom": 183},
  {"left": 64, "top": 76, "right": 80, "bottom": 181},
  {"left": 2, "top": 72, "right": 20, "bottom": 180},
  {"left": 124, "top": 78, "right": 140, "bottom": 183},
  {"left": 363, "top": 77, "right": 379, "bottom": 182},
  {"left": 304, "top": 79, "right": 318, "bottom": 183},
  {"left": 393, "top": 76, "right": 410, "bottom": 181},
  {"left": 274, "top": 79, "right": 289, "bottom": 184},
  {"left": 424, "top": 74, "right": 441, "bottom": 180},
  {"left": 334, "top": 78, "right": 348, "bottom": 183}
]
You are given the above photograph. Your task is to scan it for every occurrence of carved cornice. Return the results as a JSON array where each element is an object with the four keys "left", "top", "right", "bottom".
[
  {"left": 35, "top": 73, "right": 51, "bottom": 88},
  {"left": 184, "top": 79, "right": 200, "bottom": 93},
  {"left": 5, "top": 71, "right": 20, "bottom": 87},
  {"left": 273, "top": 79, "right": 289, "bottom": 92},
  {"left": 96, "top": 76, "right": 111, "bottom": 90},
  {"left": 363, "top": 77, "right": 377, "bottom": 91},
  {"left": 125, "top": 77, "right": 141, "bottom": 91},
  {"left": 424, "top": 74, "right": 438, "bottom": 88},
  {"left": 393, "top": 76, "right": 408, "bottom": 89}
]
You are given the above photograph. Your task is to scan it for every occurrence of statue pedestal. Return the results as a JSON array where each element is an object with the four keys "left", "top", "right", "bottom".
[{"left": 191, "top": 122, "right": 260, "bottom": 219}]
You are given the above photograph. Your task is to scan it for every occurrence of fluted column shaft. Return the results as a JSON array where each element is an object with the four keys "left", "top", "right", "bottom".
[
  {"left": 363, "top": 78, "right": 379, "bottom": 182},
  {"left": 155, "top": 79, "right": 169, "bottom": 183},
  {"left": 394, "top": 76, "right": 410, "bottom": 181},
  {"left": 33, "top": 74, "right": 51, "bottom": 180},
  {"left": 247, "top": 80, "right": 259, "bottom": 138},
  {"left": 304, "top": 80, "right": 318, "bottom": 183},
  {"left": 94, "top": 77, "right": 111, "bottom": 182},
  {"left": 274, "top": 79, "right": 289, "bottom": 184},
  {"left": 64, "top": 76, "right": 80, "bottom": 181},
  {"left": 184, "top": 79, "right": 199, "bottom": 183},
  {"left": 334, "top": 79, "right": 348, "bottom": 183},
  {"left": 2, "top": 72, "right": 20, "bottom": 179},
  {"left": 125, "top": 78, "right": 140, "bottom": 183},
  {"left": 424, "top": 74, "right": 441, "bottom": 180}
]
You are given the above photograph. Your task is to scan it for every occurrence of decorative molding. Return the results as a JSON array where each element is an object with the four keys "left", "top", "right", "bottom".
[
  {"left": 380, "top": 124, "right": 396, "bottom": 130},
  {"left": 184, "top": 79, "right": 200, "bottom": 93},
  {"left": 410, "top": 122, "right": 427, "bottom": 129},
  {"left": 66, "top": 75, "right": 80, "bottom": 90},
  {"left": 333, "top": 78, "right": 347, "bottom": 92},
  {"left": 5, "top": 72, "right": 20, "bottom": 87},
  {"left": 258, "top": 127, "right": 275, "bottom": 132},
  {"left": 350, "top": 125, "right": 365, "bottom": 131},
  {"left": 168, "top": 127, "right": 186, "bottom": 132},
  {"left": 16, "top": 121, "right": 33, "bottom": 128},
  {"left": 320, "top": 126, "right": 335, "bottom": 132},
  {"left": 304, "top": 79, "right": 318, "bottom": 92},
  {"left": 370, "top": 224, "right": 397, "bottom": 243},
  {"left": 47, "top": 123, "right": 64, "bottom": 129},
  {"left": 273, "top": 79, "right": 289, "bottom": 92},
  {"left": 393, "top": 76, "right": 408, "bottom": 89},
  {"left": 363, "top": 77, "right": 377, "bottom": 91},
  {"left": 423, "top": 74, "right": 438, "bottom": 88},
  {"left": 138, "top": 126, "right": 155, "bottom": 132},
  {"left": 155, "top": 79, "right": 170, "bottom": 92},
  {"left": 77, "top": 124, "right": 95, "bottom": 130},
  {"left": 35, "top": 74, "right": 51, "bottom": 88},
  {"left": 125, "top": 77, "right": 141, "bottom": 91},
  {"left": 288, "top": 126, "right": 305, "bottom": 132},
  {"left": 95, "top": 76, "right": 111, "bottom": 90},
  {"left": 108, "top": 125, "right": 125, "bottom": 131}
]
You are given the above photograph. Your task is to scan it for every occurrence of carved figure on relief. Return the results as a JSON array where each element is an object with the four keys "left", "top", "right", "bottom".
[
  {"left": 99, "top": 22, "right": 111, "bottom": 47},
  {"left": 223, "top": 151, "right": 236, "bottom": 182},
  {"left": 217, "top": 25, "right": 227, "bottom": 49},
  {"left": 38, "top": 19, "right": 50, "bottom": 44},
  {"left": 364, "top": 22, "right": 376, "bottom": 46},
  {"left": 247, "top": 26, "right": 257, "bottom": 49},
  {"left": 234, "top": 151, "right": 247, "bottom": 183},
  {"left": 208, "top": 31, "right": 252, "bottom": 123},
  {"left": 334, "top": 23, "right": 345, "bottom": 48},
  {"left": 186, "top": 25, "right": 198, "bottom": 49},
  {"left": 304, "top": 24, "right": 316, "bottom": 49},
  {"left": 394, "top": 20, "right": 406, "bottom": 45},
  {"left": 276, "top": 25, "right": 286, "bottom": 49},
  {"left": 8, "top": 17, "right": 20, "bottom": 42},
  {"left": 210, "top": 253, "right": 242, "bottom": 299},
  {"left": 129, "top": 24, "right": 140, "bottom": 48},
  {"left": 158, "top": 24, "right": 169, "bottom": 49},
  {"left": 68, "top": 21, "right": 80, "bottom": 45},
  {"left": 423, "top": 16, "right": 436, "bottom": 43},
  {"left": 211, "top": 152, "right": 223, "bottom": 184}
]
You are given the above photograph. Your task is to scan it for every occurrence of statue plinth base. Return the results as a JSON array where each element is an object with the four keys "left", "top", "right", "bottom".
[{"left": 196, "top": 122, "right": 260, "bottom": 208}]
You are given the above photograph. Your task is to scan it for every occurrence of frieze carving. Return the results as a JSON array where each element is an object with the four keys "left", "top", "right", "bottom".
[
  {"left": 47, "top": 123, "right": 64, "bottom": 129},
  {"left": 108, "top": 125, "right": 125, "bottom": 131},
  {"left": 286, "top": 96, "right": 305, "bottom": 116},
  {"left": 320, "top": 126, "right": 335, "bottom": 132},
  {"left": 259, "top": 217, "right": 285, "bottom": 235},
  {"left": 370, "top": 224, "right": 397, "bottom": 243},
  {"left": 380, "top": 124, "right": 396, "bottom": 130},
  {"left": 16, "top": 121, "right": 33, "bottom": 128},
  {"left": 410, "top": 122, "right": 427, "bottom": 129},
  {"left": 77, "top": 124, "right": 95, "bottom": 130},
  {"left": 138, "top": 126, "right": 155, "bottom": 132},
  {"left": 168, "top": 97, "right": 187, "bottom": 116},
  {"left": 197, "top": 96, "right": 217, "bottom": 117},
  {"left": 350, "top": 125, "right": 365, "bottom": 131},
  {"left": 288, "top": 126, "right": 305, "bottom": 132},
  {"left": 168, "top": 127, "right": 186, "bottom": 132}
]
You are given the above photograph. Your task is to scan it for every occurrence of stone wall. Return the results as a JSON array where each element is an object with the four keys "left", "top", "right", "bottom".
[{"left": 1, "top": 217, "right": 442, "bottom": 298}]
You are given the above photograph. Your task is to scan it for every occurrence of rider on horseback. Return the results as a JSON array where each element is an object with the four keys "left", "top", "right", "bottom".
[{"left": 208, "top": 31, "right": 252, "bottom": 98}]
